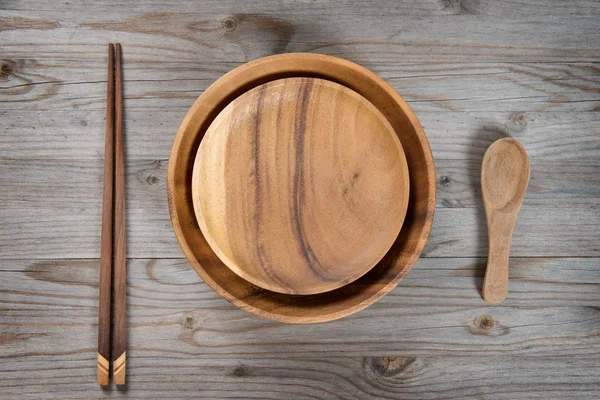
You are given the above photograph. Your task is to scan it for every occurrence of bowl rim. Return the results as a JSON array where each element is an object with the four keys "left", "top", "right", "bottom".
[{"left": 167, "top": 53, "right": 436, "bottom": 324}]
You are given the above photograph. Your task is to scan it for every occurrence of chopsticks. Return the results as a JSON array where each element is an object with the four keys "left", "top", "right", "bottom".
[{"left": 98, "top": 43, "right": 126, "bottom": 386}]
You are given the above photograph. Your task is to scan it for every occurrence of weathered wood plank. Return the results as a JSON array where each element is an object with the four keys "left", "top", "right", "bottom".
[
  {"left": 1, "top": 60, "right": 598, "bottom": 112},
  {"left": 1, "top": 355, "right": 599, "bottom": 400},
  {"left": 423, "top": 207, "right": 600, "bottom": 257},
  {"left": 2, "top": 257, "right": 598, "bottom": 307},
  {"left": 0, "top": 355, "right": 599, "bottom": 399},
  {"left": 1, "top": 256, "right": 599, "bottom": 399},
  {"left": 4, "top": 0, "right": 600, "bottom": 17},
  {"left": 1, "top": 157, "right": 599, "bottom": 258},
  {"left": 1, "top": 1, "right": 599, "bottom": 64},
  {"left": 436, "top": 159, "right": 600, "bottom": 208},
  {"left": 1, "top": 111, "right": 599, "bottom": 160},
  {"left": 2, "top": 158, "right": 599, "bottom": 211},
  {"left": 0, "top": 258, "right": 598, "bottom": 361}
]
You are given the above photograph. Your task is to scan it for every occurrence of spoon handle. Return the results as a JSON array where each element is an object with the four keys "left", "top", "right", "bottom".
[{"left": 482, "top": 213, "right": 517, "bottom": 304}]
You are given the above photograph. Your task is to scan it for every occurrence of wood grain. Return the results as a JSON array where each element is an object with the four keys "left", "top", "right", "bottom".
[
  {"left": 168, "top": 53, "right": 435, "bottom": 322},
  {"left": 1, "top": 257, "right": 598, "bottom": 397},
  {"left": 1, "top": 355, "right": 599, "bottom": 399},
  {"left": 1, "top": 111, "right": 598, "bottom": 161},
  {"left": 112, "top": 43, "right": 127, "bottom": 385},
  {"left": 481, "top": 138, "right": 530, "bottom": 304},
  {"left": 0, "top": 157, "right": 598, "bottom": 259},
  {"left": 1, "top": 2, "right": 599, "bottom": 64},
  {"left": 1, "top": 354, "right": 599, "bottom": 399},
  {"left": 0, "top": 258, "right": 599, "bottom": 354},
  {"left": 2, "top": 199, "right": 597, "bottom": 259},
  {"left": 1, "top": 159, "right": 599, "bottom": 211},
  {"left": 193, "top": 77, "right": 409, "bottom": 295},
  {"left": 436, "top": 159, "right": 600, "bottom": 208},
  {"left": 1, "top": 61, "right": 598, "bottom": 113},
  {"left": 1, "top": 0, "right": 599, "bottom": 396},
  {"left": 97, "top": 43, "right": 114, "bottom": 386},
  {"left": 5, "top": 0, "right": 600, "bottom": 16}
]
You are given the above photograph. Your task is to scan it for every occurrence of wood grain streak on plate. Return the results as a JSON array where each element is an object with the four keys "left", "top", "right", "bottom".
[{"left": 192, "top": 78, "right": 408, "bottom": 294}]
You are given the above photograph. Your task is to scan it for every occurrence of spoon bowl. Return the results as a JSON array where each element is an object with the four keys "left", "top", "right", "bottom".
[{"left": 482, "top": 139, "right": 530, "bottom": 214}]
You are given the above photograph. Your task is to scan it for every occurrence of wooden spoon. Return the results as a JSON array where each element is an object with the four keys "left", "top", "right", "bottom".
[{"left": 481, "top": 138, "right": 530, "bottom": 304}]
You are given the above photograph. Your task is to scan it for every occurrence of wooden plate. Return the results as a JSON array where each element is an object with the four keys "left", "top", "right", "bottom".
[
  {"left": 192, "top": 77, "right": 410, "bottom": 295},
  {"left": 168, "top": 53, "right": 435, "bottom": 323}
]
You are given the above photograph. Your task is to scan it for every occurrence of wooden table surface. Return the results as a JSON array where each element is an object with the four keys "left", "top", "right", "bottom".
[{"left": 1, "top": 1, "right": 599, "bottom": 398}]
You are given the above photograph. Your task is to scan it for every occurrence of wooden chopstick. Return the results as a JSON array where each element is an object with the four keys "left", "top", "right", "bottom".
[
  {"left": 98, "top": 43, "right": 127, "bottom": 386},
  {"left": 98, "top": 43, "right": 115, "bottom": 386},
  {"left": 112, "top": 43, "right": 127, "bottom": 386}
]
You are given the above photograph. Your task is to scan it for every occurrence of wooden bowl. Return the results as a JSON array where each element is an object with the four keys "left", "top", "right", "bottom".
[
  {"left": 168, "top": 53, "right": 435, "bottom": 324},
  {"left": 191, "top": 77, "right": 410, "bottom": 295}
]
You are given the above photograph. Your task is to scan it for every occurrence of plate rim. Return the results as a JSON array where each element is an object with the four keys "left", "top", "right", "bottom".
[{"left": 191, "top": 76, "right": 411, "bottom": 295}]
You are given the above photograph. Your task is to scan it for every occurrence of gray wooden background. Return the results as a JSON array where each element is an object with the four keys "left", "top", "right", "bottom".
[{"left": 1, "top": 0, "right": 599, "bottom": 398}]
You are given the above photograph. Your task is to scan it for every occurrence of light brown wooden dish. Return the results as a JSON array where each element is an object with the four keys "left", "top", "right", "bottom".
[
  {"left": 192, "top": 77, "right": 410, "bottom": 295},
  {"left": 481, "top": 138, "right": 530, "bottom": 305},
  {"left": 168, "top": 53, "right": 436, "bottom": 323}
]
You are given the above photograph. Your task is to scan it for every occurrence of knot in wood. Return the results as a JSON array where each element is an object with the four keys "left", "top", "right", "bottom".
[
  {"left": 509, "top": 112, "right": 528, "bottom": 132},
  {"left": 233, "top": 365, "right": 246, "bottom": 377},
  {"left": 183, "top": 315, "right": 196, "bottom": 329},
  {"left": 222, "top": 17, "right": 238, "bottom": 31},
  {"left": 147, "top": 175, "right": 158, "bottom": 185},
  {"left": 367, "top": 356, "right": 417, "bottom": 377},
  {"left": 1, "top": 63, "right": 13, "bottom": 77},
  {"left": 442, "top": 0, "right": 466, "bottom": 14},
  {"left": 439, "top": 175, "right": 451, "bottom": 186},
  {"left": 476, "top": 314, "right": 495, "bottom": 330}
]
